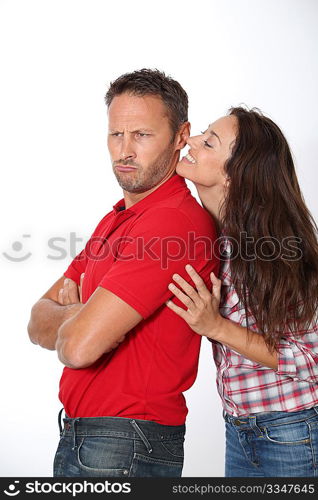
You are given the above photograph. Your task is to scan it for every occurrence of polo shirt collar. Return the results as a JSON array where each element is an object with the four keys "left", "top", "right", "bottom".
[{"left": 112, "top": 174, "right": 188, "bottom": 215}]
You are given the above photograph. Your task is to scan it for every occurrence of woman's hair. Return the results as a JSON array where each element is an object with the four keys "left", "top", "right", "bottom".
[{"left": 222, "top": 106, "right": 318, "bottom": 350}]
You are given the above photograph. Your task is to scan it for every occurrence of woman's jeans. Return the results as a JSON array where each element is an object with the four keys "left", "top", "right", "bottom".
[
  {"left": 224, "top": 406, "right": 318, "bottom": 477},
  {"left": 53, "top": 411, "right": 185, "bottom": 477}
]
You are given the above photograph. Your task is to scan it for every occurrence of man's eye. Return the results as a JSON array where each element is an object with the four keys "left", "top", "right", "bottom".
[
  {"left": 204, "top": 140, "right": 213, "bottom": 148},
  {"left": 110, "top": 132, "right": 123, "bottom": 137},
  {"left": 136, "top": 133, "right": 149, "bottom": 137}
]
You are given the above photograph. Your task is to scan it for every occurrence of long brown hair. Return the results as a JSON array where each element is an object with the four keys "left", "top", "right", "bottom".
[{"left": 222, "top": 106, "right": 318, "bottom": 350}]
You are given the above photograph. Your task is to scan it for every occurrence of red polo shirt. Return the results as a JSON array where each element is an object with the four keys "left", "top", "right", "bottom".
[{"left": 60, "top": 175, "right": 218, "bottom": 425}]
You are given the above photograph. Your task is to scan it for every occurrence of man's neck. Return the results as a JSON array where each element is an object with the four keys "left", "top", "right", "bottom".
[{"left": 123, "top": 169, "right": 176, "bottom": 209}]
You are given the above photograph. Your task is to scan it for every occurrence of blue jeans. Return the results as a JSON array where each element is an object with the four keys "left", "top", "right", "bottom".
[
  {"left": 53, "top": 411, "right": 185, "bottom": 477},
  {"left": 224, "top": 406, "right": 318, "bottom": 477}
]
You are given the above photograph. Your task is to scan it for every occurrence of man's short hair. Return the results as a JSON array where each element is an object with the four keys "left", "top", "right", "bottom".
[{"left": 105, "top": 68, "right": 188, "bottom": 136}]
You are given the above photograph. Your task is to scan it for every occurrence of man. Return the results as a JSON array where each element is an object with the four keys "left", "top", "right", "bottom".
[{"left": 28, "top": 69, "right": 219, "bottom": 477}]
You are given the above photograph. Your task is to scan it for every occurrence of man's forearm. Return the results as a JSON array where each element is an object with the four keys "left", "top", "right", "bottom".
[{"left": 28, "top": 299, "right": 83, "bottom": 350}]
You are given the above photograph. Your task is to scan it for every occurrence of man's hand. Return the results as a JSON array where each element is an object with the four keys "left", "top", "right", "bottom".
[
  {"left": 28, "top": 274, "right": 85, "bottom": 351},
  {"left": 58, "top": 273, "right": 84, "bottom": 305}
]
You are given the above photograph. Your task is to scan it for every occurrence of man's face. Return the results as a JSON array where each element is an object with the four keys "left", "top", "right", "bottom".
[{"left": 107, "top": 93, "right": 177, "bottom": 193}]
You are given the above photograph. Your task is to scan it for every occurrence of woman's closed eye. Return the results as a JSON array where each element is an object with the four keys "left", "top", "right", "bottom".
[{"left": 203, "top": 140, "right": 213, "bottom": 148}]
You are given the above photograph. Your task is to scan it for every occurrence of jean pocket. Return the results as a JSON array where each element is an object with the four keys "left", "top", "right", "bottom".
[
  {"left": 134, "top": 438, "right": 184, "bottom": 466},
  {"left": 160, "top": 438, "right": 184, "bottom": 458},
  {"left": 77, "top": 437, "right": 132, "bottom": 476},
  {"left": 263, "top": 420, "right": 311, "bottom": 445},
  {"left": 130, "top": 453, "right": 183, "bottom": 477}
]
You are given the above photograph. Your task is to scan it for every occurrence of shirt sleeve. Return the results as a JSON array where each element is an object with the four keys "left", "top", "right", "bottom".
[
  {"left": 63, "top": 211, "right": 114, "bottom": 285},
  {"left": 276, "top": 322, "right": 318, "bottom": 383},
  {"left": 64, "top": 248, "right": 88, "bottom": 285},
  {"left": 63, "top": 216, "right": 108, "bottom": 285},
  {"left": 99, "top": 208, "right": 219, "bottom": 319}
]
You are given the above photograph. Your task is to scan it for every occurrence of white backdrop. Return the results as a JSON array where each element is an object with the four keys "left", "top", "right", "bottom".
[{"left": 1, "top": 0, "right": 317, "bottom": 477}]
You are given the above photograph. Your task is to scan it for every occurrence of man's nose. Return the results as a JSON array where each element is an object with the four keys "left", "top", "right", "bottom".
[{"left": 120, "top": 137, "right": 136, "bottom": 160}]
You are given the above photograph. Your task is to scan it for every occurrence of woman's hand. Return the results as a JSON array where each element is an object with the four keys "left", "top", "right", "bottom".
[{"left": 166, "top": 264, "right": 225, "bottom": 340}]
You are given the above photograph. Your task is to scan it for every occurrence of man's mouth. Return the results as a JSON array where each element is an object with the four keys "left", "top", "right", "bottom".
[{"left": 115, "top": 165, "right": 138, "bottom": 172}]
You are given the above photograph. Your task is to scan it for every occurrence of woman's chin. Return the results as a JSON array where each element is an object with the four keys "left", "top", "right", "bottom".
[{"left": 176, "top": 162, "right": 192, "bottom": 181}]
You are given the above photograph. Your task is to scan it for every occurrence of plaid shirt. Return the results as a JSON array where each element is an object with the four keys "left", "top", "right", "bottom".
[{"left": 214, "top": 243, "right": 318, "bottom": 417}]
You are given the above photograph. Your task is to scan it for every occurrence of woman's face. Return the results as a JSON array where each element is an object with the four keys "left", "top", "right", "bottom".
[{"left": 176, "top": 115, "right": 237, "bottom": 188}]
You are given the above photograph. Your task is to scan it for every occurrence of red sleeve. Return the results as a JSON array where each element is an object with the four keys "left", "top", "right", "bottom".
[
  {"left": 63, "top": 215, "right": 109, "bottom": 285},
  {"left": 64, "top": 248, "right": 88, "bottom": 285},
  {"left": 99, "top": 208, "right": 219, "bottom": 319}
]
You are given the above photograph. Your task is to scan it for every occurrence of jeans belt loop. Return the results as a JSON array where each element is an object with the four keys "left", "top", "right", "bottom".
[
  {"left": 130, "top": 419, "right": 153, "bottom": 454},
  {"left": 72, "top": 418, "right": 80, "bottom": 451},
  {"left": 250, "top": 415, "right": 263, "bottom": 437},
  {"left": 313, "top": 406, "right": 318, "bottom": 416}
]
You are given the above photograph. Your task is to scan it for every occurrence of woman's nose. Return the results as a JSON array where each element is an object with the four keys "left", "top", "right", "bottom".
[{"left": 187, "top": 135, "right": 199, "bottom": 149}]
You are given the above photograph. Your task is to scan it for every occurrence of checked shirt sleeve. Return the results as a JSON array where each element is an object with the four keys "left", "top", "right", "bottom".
[{"left": 276, "top": 321, "right": 318, "bottom": 383}]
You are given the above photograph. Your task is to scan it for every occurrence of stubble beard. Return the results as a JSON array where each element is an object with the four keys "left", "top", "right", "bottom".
[{"left": 113, "top": 146, "right": 175, "bottom": 193}]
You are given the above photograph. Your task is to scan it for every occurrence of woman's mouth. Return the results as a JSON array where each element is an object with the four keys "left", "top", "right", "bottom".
[{"left": 181, "top": 153, "right": 196, "bottom": 164}]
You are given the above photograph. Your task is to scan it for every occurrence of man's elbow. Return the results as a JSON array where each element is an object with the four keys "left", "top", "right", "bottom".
[
  {"left": 56, "top": 344, "right": 99, "bottom": 369},
  {"left": 56, "top": 337, "right": 122, "bottom": 369},
  {"left": 56, "top": 320, "right": 127, "bottom": 369},
  {"left": 27, "top": 305, "right": 40, "bottom": 345},
  {"left": 56, "top": 325, "right": 100, "bottom": 369},
  {"left": 57, "top": 352, "right": 93, "bottom": 369}
]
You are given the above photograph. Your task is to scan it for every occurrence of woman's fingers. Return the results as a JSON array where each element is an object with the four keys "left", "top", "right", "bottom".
[
  {"left": 185, "top": 264, "right": 211, "bottom": 299},
  {"left": 168, "top": 282, "right": 196, "bottom": 310},
  {"left": 171, "top": 273, "right": 202, "bottom": 307},
  {"left": 210, "top": 272, "right": 221, "bottom": 303},
  {"left": 166, "top": 299, "right": 189, "bottom": 320},
  {"left": 166, "top": 268, "right": 224, "bottom": 339}
]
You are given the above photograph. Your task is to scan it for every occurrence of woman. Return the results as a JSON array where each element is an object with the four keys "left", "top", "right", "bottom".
[{"left": 166, "top": 107, "right": 318, "bottom": 477}]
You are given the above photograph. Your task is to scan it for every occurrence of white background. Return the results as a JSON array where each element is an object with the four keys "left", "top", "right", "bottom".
[{"left": 1, "top": 0, "right": 317, "bottom": 477}]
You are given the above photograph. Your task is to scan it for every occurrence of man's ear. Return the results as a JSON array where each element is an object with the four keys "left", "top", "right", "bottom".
[{"left": 174, "top": 122, "right": 191, "bottom": 151}]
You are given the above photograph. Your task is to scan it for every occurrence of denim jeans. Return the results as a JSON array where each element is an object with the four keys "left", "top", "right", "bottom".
[
  {"left": 224, "top": 406, "right": 318, "bottom": 477},
  {"left": 53, "top": 411, "right": 185, "bottom": 477}
]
